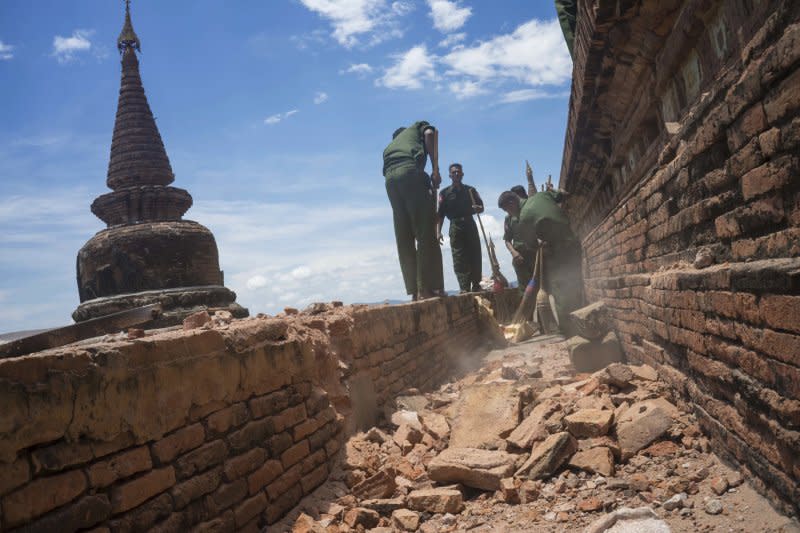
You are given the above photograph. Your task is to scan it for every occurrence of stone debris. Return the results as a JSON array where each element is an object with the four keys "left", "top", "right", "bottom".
[
  {"left": 568, "top": 331, "right": 625, "bottom": 372},
  {"left": 570, "top": 301, "right": 611, "bottom": 340},
  {"left": 182, "top": 310, "right": 211, "bottom": 330},
  {"left": 275, "top": 340, "right": 787, "bottom": 533}
]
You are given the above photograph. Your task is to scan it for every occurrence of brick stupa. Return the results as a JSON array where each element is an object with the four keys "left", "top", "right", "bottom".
[{"left": 73, "top": 2, "right": 247, "bottom": 324}]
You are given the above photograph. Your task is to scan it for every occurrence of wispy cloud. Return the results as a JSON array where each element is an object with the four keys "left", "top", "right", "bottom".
[
  {"left": 52, "top": 29, "right": 93, "bottom": 64},
  {"left": 377, "top": 44, "right": 435, "bottom": 90},
  {"left": 264, "top": 109, "right": 299, "bottom": 125},
  {"left": 499, "top": 88, "right": 569, "bottom": 104},
  {"left": 449, "top": 80, "right": 487, "bottom": 99},
  {"left": 341, "top": 63, "right": 374, "bottom": 76},
  {"left": 297, "top": 0, "right": 411, "bottom": 48},
  {"left": 0, "top": 40, "right": 14, "bottom": 60},
  {"left": 438, "top": 32, "right": 466, "bottom": 48},
  {"left": 313, "top": 91, "right": 329, "bottom": 104},
  {"left": 427, "top": 0, "right": 472, "bottom": 33}
]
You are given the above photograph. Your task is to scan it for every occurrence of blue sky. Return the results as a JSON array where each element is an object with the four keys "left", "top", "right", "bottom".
[{"left": 0, "top": 0, "right": 572, "bottom": 332}]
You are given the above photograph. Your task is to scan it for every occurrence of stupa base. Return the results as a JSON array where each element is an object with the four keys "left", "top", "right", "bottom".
[{"left": 72, "top": 285, "right": 249, "bottom": 327}]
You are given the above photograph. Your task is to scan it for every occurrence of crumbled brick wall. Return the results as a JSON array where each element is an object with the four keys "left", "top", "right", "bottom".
[
  {"left": 0, "top": 295, "right": 493, "bottom": 531},
  {"left": 562, "top": 0, "right": 799, "bottom": 515}
]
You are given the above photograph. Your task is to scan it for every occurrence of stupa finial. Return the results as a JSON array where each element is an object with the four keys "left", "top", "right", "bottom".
[{"left": 118, "top": 0, "right": 141, "bottom": 53}]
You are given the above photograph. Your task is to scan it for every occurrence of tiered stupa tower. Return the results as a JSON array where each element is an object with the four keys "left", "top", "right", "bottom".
[{"left": 74, "top": 1, "right": 247, "bottom": 323}]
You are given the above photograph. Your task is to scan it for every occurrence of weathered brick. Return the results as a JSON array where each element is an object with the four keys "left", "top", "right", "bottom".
[
  {"left": 233, "top": 493, "right": 267, "bottom": 528},
  {"left": 112, "top": 467, "right": 176, "bottom": 514},
  {"left": 249, "top": 390, "right": 289, "bottom": 419},
  {"left": 206, "top": 403, "right": 249, "bottom": 436},
  {"left": 280, "top": 440, "right": 310, "bottom": 469},
  {"left": 265, "top": 484, "right": 303, "bottom": 524},
  {"left": 175, "top": 440, "right": 228, "bottom": 479},
  {"left": 760, "top": 295, "right": 800, "bottom": 334},
  {"left": 293, "top": 417, "right": 319, "bottom": 442},
  {"left": 222, "top": 448, "right": 266, "bottom": 482},
  {"left": 301, "top": 448, "right": 327, "bottom": 475},
  {"left": 148, "top": 511, "right": 186, "bottom": 533},
  {"left": 273, "top": 404, "right": 307, "bottom": 433},
  {"left": 714, "top": 197, "right": 784, "bottom": 239},
  {"left": 226, "top": 418, "right": 273, "bottom": 454},
  {"left": 300, "top": 463, "right": 329, "bottom": 495},
  {"left": 1, "top": 469, "right": 87, "bottom": 527},
  {"left": 266, "top": 463, "right": 302, "bottom": 501},
  {"left": 267, "top": 431, "right": 293, "bottom": 456},
  {"left": 205, "top": 479, "right": 248, "bottom": 515},
  {"left": 246, "top": 459, "right": 283, "bottom": 494},
  {"left": 88, "top": 446, "right": 153, "bottom": 488},
  {"left": 171, "top": 466, "right": 222, "bottom": 509},
  {"left": 0, "top": 457, "right": 30, "bottom": 496},
  {"left": 764, "top": 67, "right": 800, "bottom": 124},
  {"left": 759, "top": 127, "right": 782, "bottom": 158},
  {"left": 31, "top": 441, "right": 93, "bottom": 474},
  {"left": 192, "top": 510, "right": 235, "bottom": 533},
  {"left": 152, "top": 424, "right": 205, "bottom": 464},
  {"left": 741, "top": 156, "right": 796, "bottom": 201},
  {"left": 17, "top": 494, "right": 111, "bottom": 533},
  {"left": 728, "top": 103, "right": 768, "bottom": 152},
  {"left": 107, "top": 493, "right": 172, "bottom": 533}
]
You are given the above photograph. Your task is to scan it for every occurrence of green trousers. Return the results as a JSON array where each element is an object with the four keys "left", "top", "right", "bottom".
[
  {"left": 449, "top": 217, "right": 482, "bottom": 292},
  {"left": 513, "top": 248, "right": 535, "bottom": 292},
  {"left": 555, "top": 0, "right": 577, "bottom": 58},
  {"left": 385, "top": 166, "right": 444, "bottom": 296},
  {"left": 542, "top": 240, "right": 583, "bottom": 336}
]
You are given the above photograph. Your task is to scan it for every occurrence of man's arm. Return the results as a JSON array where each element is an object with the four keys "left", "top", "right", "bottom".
[
  {"left": 471, "top": 188, "right": 484, "bottom": 214},
  {"left": 424, "top": 127, "right": 440, "bottom": 189}
]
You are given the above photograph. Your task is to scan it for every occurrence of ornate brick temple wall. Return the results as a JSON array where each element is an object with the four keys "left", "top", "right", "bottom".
[
  {"left": 561, "top": 0, "right": 800, "bottom": 514},
  {"left": 0, "top": 295, "right": 492, "bottom": 531}
]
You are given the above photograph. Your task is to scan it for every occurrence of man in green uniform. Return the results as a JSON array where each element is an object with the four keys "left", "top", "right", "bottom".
[
  {"left": 516, "top": 185, "right": 583, "bottom": 335},
  {"left": 499, "top": 187, "right": 535, "bottom": 292},
  {"left": 436, "top": 163, "right": 484, "bottom": 293},
  {"left": 383, "top": 121, "right": 444, "bottom": 300}
]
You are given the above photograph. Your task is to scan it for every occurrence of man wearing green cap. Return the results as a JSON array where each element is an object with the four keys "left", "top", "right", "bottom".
[{"left": 383, "top": 121, "right": 444, "bottom": 300}]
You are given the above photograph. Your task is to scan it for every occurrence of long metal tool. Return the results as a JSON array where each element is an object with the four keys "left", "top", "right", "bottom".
[
  {"left": 0, "top": 304, "right": 162, "bottom": 358},
  {"left": 468, "top": 187, "right": 508, "bottom": 288}
]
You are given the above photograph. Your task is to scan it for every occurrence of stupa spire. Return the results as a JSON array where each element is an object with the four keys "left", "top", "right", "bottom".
[{"left": 118, "top": 0, "right": 140, "bottom": 53}]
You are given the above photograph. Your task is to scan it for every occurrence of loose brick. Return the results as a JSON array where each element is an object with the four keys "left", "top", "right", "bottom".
[
  {"left": 233, "top": 493, "right": 267, "bottom": 528},
  {"left": 227, "top": 418, "right": 273, "bottom": 454},
  {"left": 152, "top": 424, "right": 205, "bottom": 464},
  {"left": 0, "top": 457, "right": 30, "bottom": 496},
  {"left": 171, "top": 467, "right": 222, "bottom": 509},
  {"left": 273, "top": 404, "right": 307, "bottom": 433},
  {"left": 223, "top": 448, "right": 266, "bottom": 482},
  {"left": 31, "top": 441, "right": 93, "bottom": 474},
  {"left": 111, "top": 467, "right": 176, "bottom": 514},
  {"left": 2, "top": 469, "right": 87, "bottom": 527},
  {"left": 247, "top": 459, "right": 283, "bottom": 494},
  {"left": 206, "top": 403, "right": 249, "bottom": 436},
  {"left": 18, "top": 494, "right": 111, "bottom": 533},
  {"left": 281, "top": 440, "right": 310, "bottom": 469},
  {"left": 248, "top": 390, "right": 289, "bottom": 419},
  {"left": 175, "top": 440, "right": 228, "bottom": 479},
  {"left": 205, "top": 479, "right": 248, "bottom": 515},
  {"left": 88, "top": 446, "right": 153, "bottom": 488}
]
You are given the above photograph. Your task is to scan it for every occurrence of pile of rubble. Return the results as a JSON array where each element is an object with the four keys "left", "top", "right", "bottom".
[{"left": 274, "top": 342, "right": 787, "bottom": 533}]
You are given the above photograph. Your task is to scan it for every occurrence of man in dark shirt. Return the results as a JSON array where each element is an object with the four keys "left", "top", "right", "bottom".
[
  {"left": 437, "top": 163, "right": 484, "bottom": 293},
  {"left": 383, "top": 121, "right": 444, "bottom": 300},
  {"left": 500, "top": 187, "right": 535, "bottom": 292}
]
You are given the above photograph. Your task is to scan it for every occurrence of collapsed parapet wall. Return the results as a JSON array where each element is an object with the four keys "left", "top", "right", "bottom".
[
  {"left": 561, "top": 0, "right": 800, "bottom": 515},
  {"left": 0, "top": 295, "right": 494, "bottom": 531}
]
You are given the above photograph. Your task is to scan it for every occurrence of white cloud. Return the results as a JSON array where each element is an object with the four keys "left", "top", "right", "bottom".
[
  {"left": 313, "top": 91, "right": 329, "bottom": 104},
  {"left": 377, "top": 45, "right": 435, "bottom": 90},
  {"left": 449, "top": 80, "right": 487, "bottom": 99},
  {"left": 438, "top": 32, "right": 466, "bottom": 48},
  {"left": 0, "top": 40, "right": 13, "bottom": 60},
  {"left": 246, "top": 275, "right": 267, "bottom": 290},
  {"left": 298, "top": 0, "right": 410, "bottom": 48},
  {"left": 52, "top": 29, "right": 93, "bottom": 63},
  {"left": 441, "top": 19, "right": 571, "bottom": 89},
  {"left": 427, "top": 0, "right": 472, "bottom": 32},
  {"left": 341, "top": 63, "right": 373, "bottom": 76},
  {"left": 264, "top": 109, "right": 299, "bottom": 125},
  {"left": 499, "top": 88, "right": 569, "bottom": 103}
]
